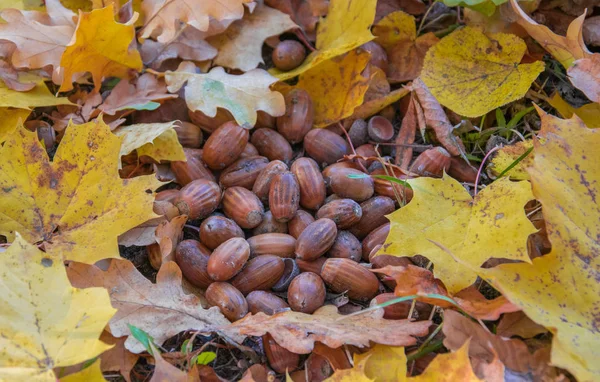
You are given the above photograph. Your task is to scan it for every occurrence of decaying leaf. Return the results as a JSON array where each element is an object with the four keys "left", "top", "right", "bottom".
[
  {"left": 166, "top": 64, "right": 285, "bottom": 128},
  {"left": 113, "top": 122, "right": 186, "bottom": 165},
  {"left": 567, "top": 54, "right": 600, "bottom": 103},
  {"left": 0, "top": 120, "right": 161, "bottom": 264},
  {"left": 220, "top": 305, "right": 430, "bottom": 354},
  {"left": 488, "top": 140, "right": 533, "bottom": 180},
  {"left": 0, "top": 235, "right": 115, "bottom": 381},
  {"left": 99, "top": 331, "right": 139, "bottom": 382},
  {"left": 348, "top": 87, "right": 410, "bottom": 126},
  {"left": 420, "top": 26, "right": 544, "bottom": 117},
  {"left": 148, "top": 342, "right": 188, "bottom": 382},
  {"left": 546, "top": 91, "right": 600, "bottom": 128},
  {"left": 0, "top": 108, "right": 30, "bottom": 143},
  {"left": 380, "top": 175, "right": 536, "bottom": 293},
  {"left": 153, "top": 215, "right": 187, "bottom": 267},
  {"left": 496, "top": 312, "right": 547, "bottom": 339},
  {"left": 0, "top": 76, "right": 73, "bottom": 109}
]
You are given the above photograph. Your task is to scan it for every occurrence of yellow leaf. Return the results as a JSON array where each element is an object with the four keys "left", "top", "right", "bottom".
[
  {"left": 0, "top": 78, "right": 73, "bottom": 109},
  {"left": 0, "top": 119, "right": 162, "bottom": 264},
  {"left": 113, "top": 122, "right": 185, "bottom": 167},
  {"left": 293, "top": 50, "right": 371, "bottom": 128},
  {"left": 0, "top": 108, "right": 30, "bottom": 143},
  {"left": 373, "top": 11, "right": 416, "bottom": 50},
  {"left": 381, "top": 176, "right": 536, "bottom": 293},
  {"left": 546, "top": 92, "right": 600, "bottom": 128},
  {"left": 137, "top": 129, "right": 186, "bottom": 164},
  {"left": 354, "top": 344, "right": 407, "bottom": 382},
  {"left": 510, "top": 0, "right": 590, "bottom": 69},
  {"left": 420, "top": 26, "right": 544, "bottom": 118},
  {"left": 410, "top": 341, "right": 480, "bottom": 382},
  {"left": 59, "top": 5, "right": 143, "bottom": 92},
  {"left": 60, "top": 359, "right": 106, "bottom": 382},
  {"left": 488, "top": 140, "right": 533, "bottom": 180},
  {"left": 349, "top": 87, "right": 410, "bottom": 123},
  {"left": 324, "top": 358, "right": 374, "bottom": 382},
  {"left": 477, "top": 110, "right": 600, "bottom": 381},
  {"left": 166, "top": 65, "right": 285, "bottom": 128},
  {"left": 207, "top": 5, "right": 298, "bottom": 71},
  {"left": 269, "top": 0, "right": 376, "bottom": 80},
  {"left": 0, "top": 235, "right": 115, "bottom": 381}
]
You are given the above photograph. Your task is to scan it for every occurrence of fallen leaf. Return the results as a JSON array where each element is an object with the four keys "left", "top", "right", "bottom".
[
  {"left": 0, "top": 235, "right": 115, "bottom": 381},
  {"left": 411, "top": 341, "right": 480, "bottom": 381},
  {"left": 59, "top": 5, "right": 142, "bottom": 92},
  {"left": 420, "top": 26, "right": 545, "bottom": 117},
  {"left": 99, "top": 331, "right": 139, "bottom": 382},
  {"left": 375, "top": 0, "right": 426, "bottom": 22},
  {"left": 220, "top": 305, "right": 430, "bottom": 354},
  {"left": 154, "top": 214, "right": 187, "bottom": 267},
  {"left": 353, "top": 344, "right": 407, "bottom": 382},
  {"left": 348, "top": 87, "right": 410, "bottom": 125},
  {"left": 567, "top": 54, "right": 600, "bottom": 103},
  {"left": 269, "top": 0, "right": 376, "bottom": 80},
  {"left": 293, "top": 50, "right": 371, "bottom": 128},
  {"left": 324, "top": 359, "right": 373, "bottom": 382},
  {"left": 0, "top": 119, "right": 161, "bottom": 263},
  {"left": 546, "top": 91, "right": 600, "bottom": 128},
  {"left": 148, "top": 342, "right": 188, "bottom": 382},
  {"left": 488, "top": 140, "right": 533, "bottom": 180},
  {"left": 67, "top": 260, "right": 233, "bottom": 354},
  {"left": 0, "top": 77, "right": 73, "bottom": 109},
  {"left": 395, "top": 95, "right": 417, "bottom": 168},
  {"left": 207, "top": 5, "right": 297, "bottom": 71},
  {"left": 166, "top": 64, "right": 285, "bottom": 128},
  {"left": 0, "top": 108, "right": 30, "bottom": 143},
  {"left": 59, "top": 359, "right": 105, "bottom": 382},
  {"left": 441, "top": 0, "right": 499, "bottom": 17},
  {"left": 496, "top": 312, "right": 547, "bottom": 339},
  {"left": 113, "top": 122, "right": 186, "bottom": 165},
  {"left": 380, "top": 175, "right": 536, "bottom": 293},
  {"left": 264, "top": 0, "right": 328, "bottom": 40},
  {"left": 0, "top": 60, "right": 36, "bottom": 91}
]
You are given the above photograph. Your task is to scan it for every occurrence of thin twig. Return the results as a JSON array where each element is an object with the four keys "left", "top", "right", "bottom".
[{"left": 474, "top": 146, "right": 502, "bottom": 196}]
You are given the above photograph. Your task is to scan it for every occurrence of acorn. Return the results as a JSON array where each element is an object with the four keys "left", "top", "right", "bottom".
[
  {"left": 303, "top": 129, "right": 350, "bottom": 166},
  {"left": 252, "top": 210, "right": 288, "bottom": 235},
  {"left": 272, "top": 258, "right": 300, "bottom": 292},
  {"left": 327, "top": 167, "right": 374, "bottom": 202},
  {"left": 252, "top": 160, "right": 289, "bottom": 203},
  {"left": 349, "top": 196, "right": 395, "bottom": 239},
  {"left": 174, "top": 179, "right": 221, "bottom": 220},
  {"left": 188, "top": 108, "right": 233, "bottom": 133},
  {"left": 316, "top": 199, "right": 362, "bottom": 229},
  {"left": 231, "top": 255, "right": 285, "bottom": 295},
  {"left": 288, "top": 210, "right": 315, "bottom": 239},
  {"left": 246, "top": 291, "right": 289, "bottom": 315},
  {"left": 276, "top": 89, "right": 314, "bottom": 144},
  {"left": 222, "top": 187, "right": 265, "bottom": 229},
  {"left": 355, "top": 144, "right": 379, "bottom": 168},
  {"left": 174, "top": 240, "right": 213, "bottom": 288},
  {"left": 205, "top": 282, "right": 248, "bottom": 321},
  {"left": 370, "top": 167, "right": 413, "bottom": 202},
  {"left": 207, "top": 237, "right": 250, "bottom": 281},
  {"left": 295, "top": 218, "right": 338, "bottom": 261},
  {"left": 269, "top": 171, "right": 300, "bottom": 222},
  {"left": 146, "top": 243, "right": 163, "bottom": 271},
  {"left": 240, "top": 142, "right": 259, "bottom": 158},
  {"left": 272, "top": 40, "right": 306, "bottom": 71},
  {"left": 327, "top": 231, "right": 362, "bottom": 262},
  {"left": 409, "top": 147, "right": 452, "bottom": 177},
  {"left": 263, "top": 333, "right": 300, "bottom": 374},
  {"left": 291, "top": 157, "right": 327, "bottom": 210},
  {"left": 448, "top": 157, "right": 478, "bottom": 183},
  {"left": 370, "top": 293, "right": 412, "bottom": 320},
  {"left": 171, "top": 148, "right": 215, "bottom": 185},
  {"left": 360, "top": 41, "right": 388, "bottom": 72},
  {"left": 220, "top": 155, "right": 269, "bottom": 189},
  {"left": 155, "top": 189, "right": 180, "bottom": 204},
  {"left": 199, "top": 215, "right": 245, "bottom": 250},
  {"left": 288, "top": 272, "right": 326, "bottom": 314},
  {"left": 348, "top": 119, "right": 368, "bottom": 147},
  {"left": 173, "top": 121, "right": 203, "bottom": 148},
  {"left": 362, "top": 223, "right": 390, "bottom": 261},
  {"left": 247, "top": 233, "right": 296, "bottom": 258},
  {"left": 321, "top": 258, "right": 379, "bottom": 301},
  {"left": 367, "top": 116, "right": 394, "bottom": 142},
  {"left": 370, "top": 254, "right": 414, "bottom": 268},
  {"left": 202, "top": 121, "right": 249, "bottom": 170},
  {"left": 251, "top": 128, "right": 293, "bottom": 164},
  {"left": 296, "top": 257, "right": 327, "bottom": 275}
]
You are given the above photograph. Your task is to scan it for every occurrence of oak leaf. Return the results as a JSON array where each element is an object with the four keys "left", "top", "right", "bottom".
[
  {"left": 140, "top": 26, "right": 217, "bottom": 69},
  {"left": 496, "top": 312, "right": 547, "bottom": 339},
  {"left": 67, "top": 260, "right": 233, "bottom": 354},
  {"left": 0, "top": 235, "right": 115, "bottom": 381},
  {"left": 567, "top": 54, "right": 600, "bottom": 103},
  {"left": 114, "top": 122, "right": 186, "bottom": 165},
  {"left": 0, "top": 119, "right": 161, "bottom": 264},
  {"left": 166, "top": 64, "right": 285, "bottom": 128},
  {"left": 220, "top": 305, "right": 430, "bottom": 354},
  {"left": 207, "top": 5, "right": 297, "bottom": 71},
  {"left": 269, "top": 0, "right": 376, "bottom": 80},
  {"left": 59, "top": 5, "right": 142, "bottom": 92},
  {"left": 380, "top": 176, "right": 536, "bottom": 293},
  {"left": 98, "top": 331, "right": 139, "bottom": 382},
  {"left": 148, "top": 342, "right": 189, "bottom": 382}
]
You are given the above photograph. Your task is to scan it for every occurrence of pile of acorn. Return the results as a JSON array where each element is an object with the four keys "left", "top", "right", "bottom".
[{"left": 146, "top": 87, "right": 477, "bottom": 374}]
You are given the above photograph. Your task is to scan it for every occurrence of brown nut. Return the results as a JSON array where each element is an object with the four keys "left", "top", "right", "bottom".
[
  {"left": 263, "top": 333, "right": 300, "bottom": 374},
  {"left": 288, "top": 210, "right": 315, "bottom": 239},
  {"left": 360, "top": 41, "right": 388, "bottom": 72},
  {"left": 246, "top": 291, "right": 289, "bottom": 315},
  {"left": 205, "top": 282, "right": 248, "bottom": 321},
  {"left": 370, "top": 293, "right": 412, "bottom": 320},
  {"left": 276, "top": 89, "right": 314, "bottom": 144},
  {"left": 207, "top": 237, "right": 250, "bottom": 281},
  {"left": 321, "top": 258, "right": 379, "bottom": 301},
  {"left": 188, "top": 108, "right": 233, "bottom": 133},
  {"left": 295, "top": 218, "right": 337, "bottom": 261},
  {"left": 252, "top": 160, "right": 288, "bottom": 203},
  {"left": 448, "top": 157, "right": 478, "bottom": 183},
  {"left": 316, "top": 199, "right": 362, "bottom": 229},
  {"left": 303, "top": 129, "right": 350, "bottom": 166},
  {"left": 367, "top": 115, "right": 394, "bottom": 142},
  {"left": 272, "top": 40, "right": 306, "bottom": 71},
  {"left": 220, "top": 155, "right": 269, "bottom": 189},
  {"left": 327, "top": 167, "right": 374, "bottom": 202},
  {"left": 269, "top": 171, "right": 300, "bottom": 222},
  {"left": 231, "top": 255, "right": 285, "bottom": 295},
  {"left": 349, "top": 196, "right": 395, "bottom": 239},
  {"left": 174, "top": 179, "right": 221, "bottom": 220},
  {"left": 146, "top": 243, "right": 163, "bottom": 271},
  {"left": 240, "top": 142, "right": 259, "bottom": 158},
  {"left": 272, "top": 258, "right": 300, "bottom": 292},
  {"left": 409, "top": 147, "right": 451, "bottom": 177},
  {"left": 155, "top": 189, "right": 180, "bottom": 204},
  {"left": 370, "top": 168, "right": 413, "bottom": 202},
  {"left": 348, "top": 119, "right": 368, "bottom": 147},
  {"left": 222, "top": 187, "right": 265, "bottom": 229},
  {"left": 202, "top": 121, "right": 249, "bottom": 170},
  {"left": 174, "top": 240, "right": 212, "bottom": 288},
  {"left": 171, "top": 148, "right": 215, "bottom": 185},
  {"left": 174, "top": 121, "right": 203, "bottom": 148},
  {"left": 199, "top": 215, "right": 245, "bottom": 250},
  {"left": 296, "top": 257, "right": 327, "bottom": 275},
  {"left": 288, "top": 272, "right": 326, "bottom": 313},
  {"left": 247, "top": 233, "right": 296, "bottom": 258},
  {"left": 291, "top": 157, "right": 326, "bottom": 210},
  {"left": 251, "top": 128, "right": 293, "bottom": 163},
  {"left": 370, "top": 254, "right": 414, "bottom": 268},
  {"left": 327, "top": 231, "right": 361, "bottom": 262},
  {"left": 252, "top": 210, "right": 288, "bottom": 235},
  {"left": 362, "top": 223, "right": 390, "bottom": 261}
]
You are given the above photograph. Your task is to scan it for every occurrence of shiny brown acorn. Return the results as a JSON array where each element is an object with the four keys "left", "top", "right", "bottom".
[
  {"left": 349, "top": 196, "right": 395, "bottom": 239},
  {"left": 409, "top": 147, "right": 452, "bottom": 177},
  {"left": 288, "top": 210, "right": 315, "bottom": 239},
  {"left": 202, "top": 121, "right": 249, "bottom": 170},
  {"left": 287, "top": 272, "right": 326, "bottom": 314},
  {"left": 448, "top": 157, "right": 478, "bottom": 183},
  {"left": 296, "top": 257, "right": 327, "bottom": 275},
  {"left": 155, "top": 189, "right": 180, "bottom": 204},
  {"left": 370, "top": 167, "right": 413, "bottom": 202},
  {"left": 303, "top": 129, "right": 350, "bottom": 166},
  {"left": 251, "top": 128, "right": 293, "bottom": 164},
  {"left": 291, "top": 157, "right": 326, "bottom": 210},
  {"left": 276, "top": 89, "right": 314, "bottom": 144},
  {"left": 269, "top": 171, "right": 300, "bottom": 222},
  {"left": 219, "top": 155, "right": 269, "bottom": 189},
  {"left": 174, "top": 179, "right": 221, "bottom": 220},
  {"left": 171, "top": 148, "right": 215, "bottom": 185},
  {"left": 327, "top": 231, "right": 362, "bottom": 262},
  {"left": 246, "top": 291, "right": 290, "bottom": 315},
  {"left": 246, "top": 233, "right": 296, "bottom": 258},
  {"left": 222, "top": 187, "right": 265, "bottom": 229},
  {"left": 240, "top": 142, "right": 259, "bottom": 158},
  {"left": 348, "top": 119, "right": 368, "bottom": 147},
  {"left": 207, "top": 237, "right": 250, "bottom": 281},
  {"left": 173, "top": 121, "right": 203, "bottom": 148},
  {"left": 263, "top": 333, "right": 300, "bottom": 374},
  {"left": 231, "top": 255, "right": 285, "bottom": 295},
  {"left": 327, "top": 167, "right": 374, "bottom": 202},
  {"left": 361, "top": 223, "right": 390, "bottom": 261},
  {"left": 205, "top": 282, "right": 248, "bottom": 321},
  {"left": 199, "top": 215, "right": 245, "bottom": 250},
  {"left": 174, "top": 240, "right": 213, "bottom": 288},
  {"left": 316, "top": 199, "right": 362, "bottom": 229},
  {"left": 252, "top": 210, "right": 288, "bottom": 235},
  {"left": 272, "top": 40, "right": 306, "bottom": 71},
  {"left": 321, "top": 258, "right": 379, "bottom": 301},
  {"left": 252, "top": 160, "right": 288, "bottom": 203},
  {"left": 188, "top": 108, "right": 233, "bottom": 133},
  {"left": 295, "top": 218, "right": 338, "bottom": 261}
]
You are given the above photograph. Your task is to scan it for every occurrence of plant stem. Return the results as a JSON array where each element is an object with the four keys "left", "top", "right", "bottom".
[{"left": 407, "top": 339, "right": 444, "bottom": 361}]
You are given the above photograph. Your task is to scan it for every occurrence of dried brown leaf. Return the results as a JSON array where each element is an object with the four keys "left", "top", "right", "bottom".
[
  {"left": 567, "top": 54, "right": 600, "bottom": 103},
  {"left": 394, "top": 95, "right": 417, "bottom": 168},
  {"left": 496, "top": 312, "right": 547, "bottom": 339},
  {"left": 99, "top": 331, "right": 139, "bottom": 382}
]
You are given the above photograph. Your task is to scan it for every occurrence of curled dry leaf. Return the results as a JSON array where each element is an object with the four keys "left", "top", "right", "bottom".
[
  {"left": 395, "top": 95, "right": 418, "bottom": 168},
  {"left": 265, "top": 0, "right": 328, "bottom": 40},
  {"left": 99, "top": 331, "right": 139, "bottom": 382},
  {"left": 113, "top": 121, "right": 186, "bottom": 166},
  {"left": 148, "top": 342, "right": 190, "bottom": 382},
  {"left": 567, "top": 54, "right": 600, "bottom": 103},
  {"left": 0, "top": 61, "right": 35, "bottom": 92},
  {"left": 154, "top": 214, "right": 188, "bottom": 267},
  {"left": 141, "top": 26, "right": 218, "bottom": 69},
  {"left": 496, "top": 312, "right": 547, "bottom": 339},
  {"left": 220, "top": 305, "right": 431, "bottom": 354}
]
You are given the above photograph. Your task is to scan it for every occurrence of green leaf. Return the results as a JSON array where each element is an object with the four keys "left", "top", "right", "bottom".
[
  {"left": 128, "top": 324, "right": 155, "bottom": 354},
  {"left": 193, "top": 351, "right": 217, "bottom": 365}
]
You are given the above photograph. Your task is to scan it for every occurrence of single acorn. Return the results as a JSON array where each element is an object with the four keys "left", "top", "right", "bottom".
[
  {"left": 272, "top": 40, "right": 306, "bottom": 71},
  {"left": 174, "top": 179, "right": 221, "bottom": 220}
]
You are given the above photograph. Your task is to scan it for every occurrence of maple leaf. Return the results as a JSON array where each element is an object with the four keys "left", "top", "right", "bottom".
[
  {"left": 0, "top": 108, "right": 30, "bottom": 143},
  {"left": 67, "top": 260, "right": 234, "bottom": 354},
  {"left": 113, "top": 122, "right": 186, "bottom": 166},
  {"left": 0, "top": 76, "right": 72, "bottom": 109},
  {"left": 166, "top": 64, "right": 285, "bottom": 128},
  {"left": 140, "top": 0, "right": 252, "bottom": 43},
  {"left": 567, "top": 54, "right": 600, "bottom": 103},
  {"left": 420, "top": 26, "right": 544, "bottom": 117},
  {"left": 207, "top": 5, "right": 298, "bottom": 71},
  {"left": 488, "top": 140, "right": 533, "bottom": 180},
  {"left": 441, "top": 0, "right": 502, "bottom": 17},
  {"left": 546, "top": 91, "right": 600, "bottom": 128},
  {"left": 59, "top": 359, "right": 104, "bottom": 382},
  {"left": 270, "top": 0, "right": 377, "bottom": 80},
  {"left": 220, "top": 305, "right": 430, "bottom": 354},
  {"left": 380, "top": 176, "right": 536, "bottom": 293},
  {"left": 59, "top": 5, "right": 142, "bottom": 92},
  {"left": 0, "top": 119, "right": 161, "bottom": 264},
  {"left": 0, "top": 235, "right": 116, "bottom": 381}
]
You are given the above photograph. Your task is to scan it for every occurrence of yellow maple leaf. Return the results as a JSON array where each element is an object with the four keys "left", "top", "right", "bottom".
[
  {"left": 353, "top": 344, "right": 407, "bottom": 382},
  {"left": 165, "top": 65, "right": 285, "bottom": 128},
  {"left": 293, "top": 50, "right": 371, "bottom": 128},
  {"left": 59, "top": 359, "right": 105, "bottom": 382},
  {"left": 488, "top": 140, "right": 533, "bottom": 180},
  {"left": 269, "top": 0, "right": 376, "bottom": 80},
  {"left": 0, "top": 235, "right": 116, "bottom": 381},
  {"left": 420, "top": 26, "right": 544, "bottom": 118},
  {"left": 0, "top": 108, "right": 30, "bottom": 143},
  {"left": 113, "top": 122, "right": 186, "bottom": 167},
  {"left": 0, "top": 77, "right": 73, "bottom": 109},
  {"left": 381, "top": 176, "right": 536, "bottom": 293},
  {"left": 546, "top": 92, "right": 600, "bottom": 128},
  {"left": 474, "top": 110, "right": 600, "bottom": 381},
  {"left": 0, "top": 119, "right": 162, "bottom": 264},
  {"left": 410, "top": 341, "right": 480, "bottom": 382},
  {"left": 59, "top": 5, "right": 143, "bottom": 92}
]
